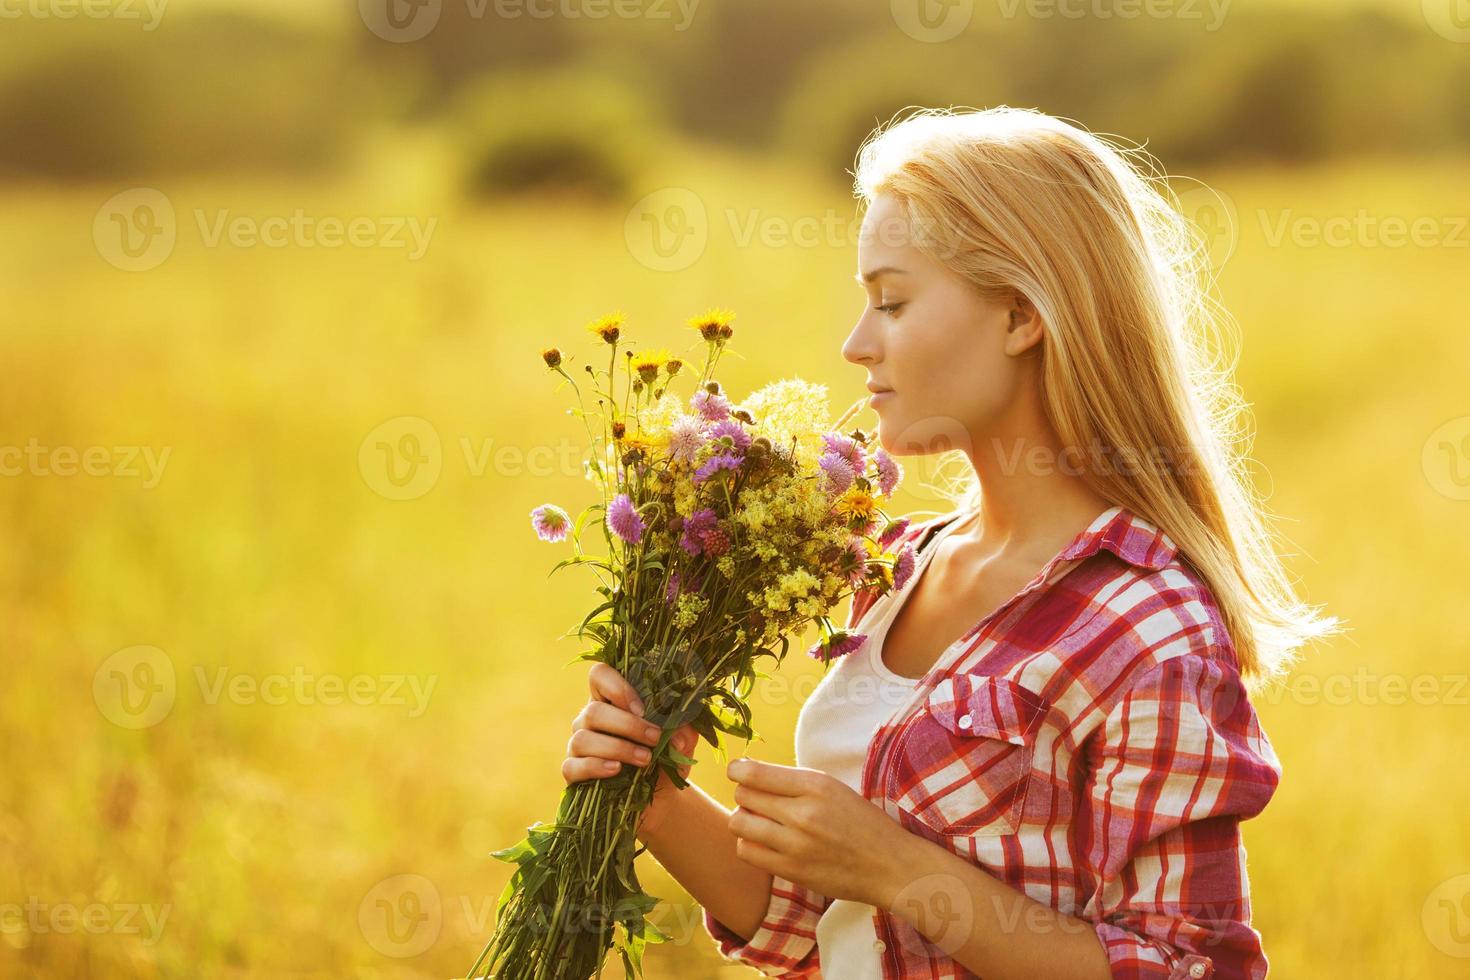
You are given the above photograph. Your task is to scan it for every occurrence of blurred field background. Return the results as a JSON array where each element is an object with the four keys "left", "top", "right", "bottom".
[{"left": 1, "top": 0, "right": 1468, "bottom": 977}]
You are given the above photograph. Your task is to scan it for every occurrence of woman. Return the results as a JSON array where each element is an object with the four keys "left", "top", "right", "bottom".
[{"left": 562, "top": 107, "right": 1337, "bottom": 979}]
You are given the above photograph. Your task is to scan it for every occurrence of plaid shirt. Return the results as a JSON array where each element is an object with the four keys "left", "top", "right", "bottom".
[{"left": 703, "top": 505, "right": 1281, "bottom": 979}]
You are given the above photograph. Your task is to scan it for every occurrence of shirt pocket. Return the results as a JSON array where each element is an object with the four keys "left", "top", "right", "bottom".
[{"left": 885, "top": 673, "right": 1048, "bottom": 837}]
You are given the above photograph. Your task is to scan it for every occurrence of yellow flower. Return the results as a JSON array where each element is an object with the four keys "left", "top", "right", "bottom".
[
  {"left": 621, "top": 434, "right": 655, "bottom": 456},
  {"left": 688, "top": 307, "right": 736, "bottom": 343},
  {"left": 629, "top": 349, "right": 672, "bottom": 385},
  {"left": 834, "top": 489, "right": 877, "bottom": 522},
  {"left": 586, "top": 312, "right": 624, "bottom": 344}
]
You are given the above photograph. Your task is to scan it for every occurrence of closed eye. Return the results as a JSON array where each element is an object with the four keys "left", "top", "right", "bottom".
[{"left": 876, "top": 302, "right": 905, "bottom": 316}]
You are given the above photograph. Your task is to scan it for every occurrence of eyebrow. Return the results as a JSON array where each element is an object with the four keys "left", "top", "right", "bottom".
[{"left": 854, "top": 265, "right": 909, "bottom": 285}]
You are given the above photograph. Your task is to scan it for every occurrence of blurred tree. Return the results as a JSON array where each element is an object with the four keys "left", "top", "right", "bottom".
[
  {"left": 0, "top": 13, "right": 378, "bottom": 180},
  {"left": 446, "top": 66, "right": 668, "bottom": 200}
]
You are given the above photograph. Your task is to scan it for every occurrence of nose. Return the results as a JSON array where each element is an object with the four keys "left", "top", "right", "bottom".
[{"left": 841, "top": 312, "right": 879, "bottom": 366}]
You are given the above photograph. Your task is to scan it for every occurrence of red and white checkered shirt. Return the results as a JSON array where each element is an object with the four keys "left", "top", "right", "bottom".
[{"left": 704, "top": 504, "right": 1281, "bottom": 979}]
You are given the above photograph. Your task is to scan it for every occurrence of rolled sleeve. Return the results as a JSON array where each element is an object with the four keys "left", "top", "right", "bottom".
[
  {"left": 1078, "top": 650, "right": 1282, "bottom": 980},
  {"left": 701, "top": 871, "right": 829, "bottom": 977}
]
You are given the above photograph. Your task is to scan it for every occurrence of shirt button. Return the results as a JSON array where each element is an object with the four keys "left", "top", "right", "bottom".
[
  {"left": 957, "top": 713, "right": 973, "bottom": 729},
  {"left": 1189, "top": 964, "right": 1207, "bottom": 978},
  {"left": 873, "top": 939, "right": 886, "bottom": 953}
]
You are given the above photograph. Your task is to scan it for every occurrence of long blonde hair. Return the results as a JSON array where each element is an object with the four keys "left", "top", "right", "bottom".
[{"left": 853, "top": 106, "right": 1339, "bottom": 687}]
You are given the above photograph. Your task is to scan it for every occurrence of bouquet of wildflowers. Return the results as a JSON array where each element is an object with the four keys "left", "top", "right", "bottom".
[{"left": 467, "top": 309, "right": 917, "bottom": 980}]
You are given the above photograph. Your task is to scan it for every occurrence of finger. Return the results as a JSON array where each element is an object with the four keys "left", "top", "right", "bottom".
[
  {"left": 732, "top": 836, "right": 788, "bottom": 876},
  {"left": 732, "top": 783, "right": 797, "bottom": 823},
  {"left": 562, "top": 755, "right": 627, "bottom": 784},
  {"left": 728, "top": 806, "right": 800, "bottom": 854},
  {"left": 672, "top": 725, "right": 699, "bottom": 753},
  {"left": 570, "top": 728, "right": 655, "bottom": 767},
  {"left": 588, "top": 662, "right": 645, "bottom": 716},
  {"left": 575, "top": 701, "right": 662, "bottom": 747},
  {"left": 726, "top": 758, "right": 814, "bottom": 796}
]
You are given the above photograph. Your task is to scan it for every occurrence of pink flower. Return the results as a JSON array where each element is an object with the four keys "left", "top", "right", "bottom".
[
  {"left": 607, "top": 493, "right": 644, "bottom": 544},
  {"left": 807, "top": 630, "right": 867, "bottom": 664},
  {"left": 530, "top": 504, "right": 571, "bottom": 542},
  {"left": 822, "top": 432, "right": 865, "bottom": 471},
  {"left": 843, "top": 539, "right": 868, "bottom": 586},
  {"left": 878, "top": 517, "right": 910, "bottom": 548},
  {"left": 892, "top": 544, "right": 916, "bottom": 591},
  {"left": 670, "top": 416, "right": 706, "bottom": 464},
  {"left": 872, "top": 448, "right": 902, "bottom": 497},
  {"left": 819, "top": 451, "right": 856, "bottom": 494},
  {"left": 691, "top": 388, "right": 731, "bottom": 422}
]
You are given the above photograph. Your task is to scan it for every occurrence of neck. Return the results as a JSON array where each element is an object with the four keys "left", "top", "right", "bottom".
[{"left": 958, "top": 407, "right": 1111, "bottom": 553}]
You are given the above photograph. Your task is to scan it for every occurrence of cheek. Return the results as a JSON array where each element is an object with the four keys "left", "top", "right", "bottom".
[{"left": 875, "top": 345, "right": 1013, "bottom": 455}]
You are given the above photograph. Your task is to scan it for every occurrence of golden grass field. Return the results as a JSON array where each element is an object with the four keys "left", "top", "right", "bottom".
[{"left": 1, "top": 142, "right": 1467, "bottom": 977}]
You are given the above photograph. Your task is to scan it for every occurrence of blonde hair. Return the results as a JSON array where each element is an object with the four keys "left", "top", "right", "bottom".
[{"left": 853, "top": 106, "right": 1339, "bottom": 687}]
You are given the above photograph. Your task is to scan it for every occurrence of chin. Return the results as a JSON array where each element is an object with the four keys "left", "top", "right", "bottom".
[
  {"left": 866, "top": 418, "right": 907, "bottom": 456},
  {"left": 868, "top": 407, "right": 974, "bottom": 459}
]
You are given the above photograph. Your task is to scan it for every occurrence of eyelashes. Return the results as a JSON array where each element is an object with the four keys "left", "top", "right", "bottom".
[{"left": 875, "top": 302, "right": 905, "bottom": 316}]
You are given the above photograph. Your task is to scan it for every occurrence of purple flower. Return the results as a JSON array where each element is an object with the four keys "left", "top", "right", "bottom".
[
  {"left": 878, "top": 517, "right": 910, "bottom": 549},
  {"left": 679, "top": 508, "right": 718, "bottom": 556},
  {"left": 873, "top": 448, "right": 902, "bottom": 497},
  {"left": 691, "top": 388, "right": 731, "bottom": 422},
  {"left": 708, "top": 418, "right": 751, "bottom": 454},
  {"left": 530, "top": 504, "right": 572, "bottom": 542},
  {"left": 822, "top": 432, "right": 865, "bottom": 471},
  {"left": 807, "top": 630, "right": 867, "bottom": 664},
  {"left": 666, "top": 567, "right": 707, "bottom": 603},
  {"left": 607, "top": 493, "right": 645, "bottom": 544},
  {"left": 892, "top": 544, "right": 916, "bottom": 591},
  {"left": 819, "top": 451, "right": 855, "bottom": 494},
  {"left": 693, "top": 452, "right": 742, "bottom": 484}
]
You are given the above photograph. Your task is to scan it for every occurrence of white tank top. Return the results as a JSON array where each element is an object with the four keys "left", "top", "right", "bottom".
[{"left": 792, "top": 510, "right": 972, "bottom": 976}]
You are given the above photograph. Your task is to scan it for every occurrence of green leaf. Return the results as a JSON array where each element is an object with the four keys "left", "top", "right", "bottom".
[
  {"left": 549, "top": 553, "right": 614, "bottom": 578},
  {"left": 489, "top": 836, "right": 535, "bottom": 865},
  {"left": 664, "top": 743, "right": 697, "bottom": 767}
]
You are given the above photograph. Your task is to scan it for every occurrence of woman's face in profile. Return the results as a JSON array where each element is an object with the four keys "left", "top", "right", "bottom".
[{"left": 843, "top": 192, "right": 1038, "bottom": 458}]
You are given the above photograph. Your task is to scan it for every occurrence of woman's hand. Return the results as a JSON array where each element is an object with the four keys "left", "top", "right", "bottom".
[
  {"left": 562, "top": 662, "right": 700, "bottom": 837},
  {"left": 725, "top": 757, "right": 916, "bottom": 910}
]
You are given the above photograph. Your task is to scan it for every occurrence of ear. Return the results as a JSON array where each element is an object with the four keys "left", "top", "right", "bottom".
[{"left": 1002, "top": 292, "right": 1045, "bottom": 357}]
